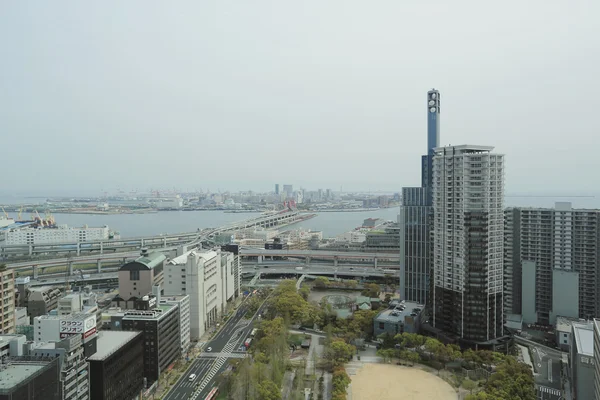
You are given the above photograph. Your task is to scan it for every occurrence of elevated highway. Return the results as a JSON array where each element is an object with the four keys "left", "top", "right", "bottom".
[
  {"left": 1, "top": 210, "right": 309, "bottom": 258},
  {"left": 21, "top": 263, "right": 399, "bottom": 288},
  {"left": 239, "top": 248, "right": 399, "bottom": 268}
]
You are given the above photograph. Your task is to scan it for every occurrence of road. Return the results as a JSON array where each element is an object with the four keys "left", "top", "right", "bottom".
[{"left": 164, "top": 295, "right": 269, "bottom": 400}]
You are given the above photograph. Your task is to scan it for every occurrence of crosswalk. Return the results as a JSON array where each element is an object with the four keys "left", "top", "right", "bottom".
[
  {"left": 190, "top": 325, "right": 249, "bottom": 400},
  {"left": 200, "top": 352, "right": 246, "bottom": 359},
  {"left": 537, "top": 385, "right": 562, "bottom": 400}
]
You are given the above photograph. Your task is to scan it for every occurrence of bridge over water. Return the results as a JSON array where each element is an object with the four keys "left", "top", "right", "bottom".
[{"left": 1, "top": 210, "right": 307, "bottom": 258}]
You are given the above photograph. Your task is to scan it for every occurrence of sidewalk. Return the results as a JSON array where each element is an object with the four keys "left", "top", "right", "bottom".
[{"left": 144, "top": 296, "right": 245, "bottom": 399}]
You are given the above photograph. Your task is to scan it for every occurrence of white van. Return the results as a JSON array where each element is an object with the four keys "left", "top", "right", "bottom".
[{"left": 189, "top": 374, "right": 196, "bottom": 381}]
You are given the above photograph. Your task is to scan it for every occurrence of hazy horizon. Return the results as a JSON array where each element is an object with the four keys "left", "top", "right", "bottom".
[{"left": 1, "top": 1, "right": 598, "bottom": 194}]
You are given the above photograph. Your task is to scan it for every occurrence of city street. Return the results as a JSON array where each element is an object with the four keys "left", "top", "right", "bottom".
[{"left": 163, "top": 296, "right": 269, "bottom": 400}]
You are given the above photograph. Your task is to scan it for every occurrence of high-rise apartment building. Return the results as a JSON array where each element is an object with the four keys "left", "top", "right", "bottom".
[
  {"left": 399, "top": 89, "right": 439, "bottom": 305},
  {"left": 504, "top": 203, "right": 600, "bottom": 325},
  {"left": 0, "top": 268, "right": 16, "bottom": 334},
  {"left": 432, "top": 145, "right": 505, "bottom": 344},
  {"left": 275, "top": 184, "right": 280, "bottom": 195}
]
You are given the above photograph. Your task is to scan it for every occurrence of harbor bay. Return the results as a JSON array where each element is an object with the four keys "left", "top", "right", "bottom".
[{"left": 29, "top": 207, "right": 402, "bottom": 239}]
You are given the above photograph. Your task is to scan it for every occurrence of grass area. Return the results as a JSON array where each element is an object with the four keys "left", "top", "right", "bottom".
[{"left": 216, "top": 391, "right": 227, "bottom": 400}]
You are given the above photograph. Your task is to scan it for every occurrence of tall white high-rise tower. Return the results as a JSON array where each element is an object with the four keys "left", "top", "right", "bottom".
[{"left": 432, "top": 145, "right": 505, "bottom": 344}]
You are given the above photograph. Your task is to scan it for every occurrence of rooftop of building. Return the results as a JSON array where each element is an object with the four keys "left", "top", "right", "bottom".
[
  {"left": 506, "top": 202, "right": 600, "bottom": 213},
  {"left": 573, "top": 323, "right": 594, "bottom": 357},
  {"left": 375, "top": 301, "right": 423, "bottom": 324},
  {"left": 433, "top": 144, "right": 495, "bottom": 154},
  {"left": 34, "top": 312, "right": 93, "bottom": 322},
  {"left": 168, "top": 249, "right": 218, "bottom": 265},
  {"left": 0, "top": 335, "right": 25, "bottom": 345},
  {"left": 120, "top": 251, "right": 166, "bottom": 271},
  {"left": 122, "top": 302, "right": 177, "bottom": 320},
  {"left": 556, "top": 316, "right": 592, "bottom": 333},
  {"left": 87, "top": 331, "right": 141, "bottom": 361},
  {"left": 161, "top": 295, "right": 189, "bottom": 303},
  {"left": 0, "top": 359, "right": 51, "bottom": 391}
]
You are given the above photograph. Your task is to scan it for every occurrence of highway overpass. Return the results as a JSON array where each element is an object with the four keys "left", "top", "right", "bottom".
[
  {"left": 239, "top": 248, "right": 399, "bottom": 268},
  {"left": 21, "top": 263, "right": 399, "bottom": 288},
  {"left": 1, "top": 210, "right": 308, "bottom": 258}
]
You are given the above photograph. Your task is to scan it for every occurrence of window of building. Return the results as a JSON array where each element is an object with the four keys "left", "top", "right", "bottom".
[
  {"left": 130, "top": 270, "right": 140, "bottom": 281},
  {"left": 379, "top": 322, "right": 384, "bottom": 329}
]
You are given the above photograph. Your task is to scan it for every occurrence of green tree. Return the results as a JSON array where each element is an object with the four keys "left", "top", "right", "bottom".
[
  {"left": 377, "top": 348, "right": 396, "bottom": 363},
  {"left": 257, "top": 379, "right": 282, "bottom": 400},
  {"left": 269, "top": 289, "right": 309, "bottom": 323},
  {"left": 329, "top": 339, "right": 355, "bottom": 366},
  {"left": 346, "top": 280, "right": 358, "bottom": 288},
  {"left": 462, "top": 378, "right": 478, "bottom": 394},
  {"left": 299, "top": 285, "right": 310, "bottom": 300},
  {"left": 331, "top": 367, "right": 351, "bottom": 400},
  {"left": 348, "top": 309, "right": 377, "bottom": 339},
  {"left": 395, "top": 332, "right": 427, "bottom": 349},
  {"left": 377, "top": 332, "right": 396, "bottom": 349},
  {"left": 314, "top": 277, "right": 330, "bottom": 289},
  {"left": 482, "top": 357, "right": 535, "bottom": 400},
  {"left": 361, "top": 283, "right": 380, "bottom": 298}
]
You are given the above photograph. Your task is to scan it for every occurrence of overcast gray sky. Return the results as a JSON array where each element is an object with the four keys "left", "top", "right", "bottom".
[{"left": 1, "top": 1, "right": 598, "bottom": 196}]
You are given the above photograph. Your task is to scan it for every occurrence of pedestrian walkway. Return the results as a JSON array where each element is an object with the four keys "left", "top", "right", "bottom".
[{"left": 199, "top": 352, "right": 246, "bottom": 358}]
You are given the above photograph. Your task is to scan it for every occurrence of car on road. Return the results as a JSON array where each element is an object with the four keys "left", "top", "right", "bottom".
[
  {"left": 189, "top": 374, "right": 196, "bottom": 381},
  {"left": 207, "top": 347, "right": 212, "bottom": 352}
]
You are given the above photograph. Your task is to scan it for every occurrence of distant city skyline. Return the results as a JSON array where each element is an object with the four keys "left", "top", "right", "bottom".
[{"left": 1, "top": 2, "right": 598, "bottom": 195}]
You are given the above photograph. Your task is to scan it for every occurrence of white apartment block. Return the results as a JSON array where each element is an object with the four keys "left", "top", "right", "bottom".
[
  {"left": 5, "top": 225, "right": 109, "bottom": 245},
  {"left": 432, "top": 145, "right": 504, "bottom": 343},
  {"left": 163, "top": 295, "right": 191, "bottom": 352},
  {"left": 163, "top": 248, "right": 239, "bottom": 340}
]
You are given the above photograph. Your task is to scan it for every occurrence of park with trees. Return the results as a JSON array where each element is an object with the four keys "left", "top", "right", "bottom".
[{"left": 223, "top": 280, "right": 534, "bottom": 400}]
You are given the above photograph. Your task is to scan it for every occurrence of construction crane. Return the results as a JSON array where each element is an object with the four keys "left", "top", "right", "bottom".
[
  {"left": 1, "top": 207, "right": 8, "bottom": 219},
  {"left": 34, "top": 210, "right": 45, "bottom": 227},
  {"left": 17, "top": 206, "right": 23, "bottom": 221}
]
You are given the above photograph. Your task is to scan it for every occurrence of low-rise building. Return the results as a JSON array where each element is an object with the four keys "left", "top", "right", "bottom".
[
  {"left": 556, "top": 316, "right": 592, "bottom": 352},
  {"left": 31, "top": 335, "right": 89, "bottom": 400},
  {"left": 33, "top": 313, "right": 98, "bottom": 358},
  {"left": 571, "top": 323, "right": 594, "bottom": 400},
  {"left": 21, "top": 286, "right": 63, "bottom": 319},
  {"left": 365, "top": 224, "right": 400, "bottom": 250},
  {"left": 373, "top": 301, "right": 423, "bottom": 337},
  {"left": 58, "top": 288, "right": 103, "bottom": 330},
  {"left": 5, "top": 224, "right": 110, "bottom": 246},
  {"left": 15, "top": 307, "right": 29, "bottom": 326},
  {"left": 0, "top": 334, "right": 26, "bottom": 360},
  {"left": 88, "top": 331, "right": 145, "bottom": 400},
  {"left": 114, "top": 249, "right": 166, "bottom": 309},
  {"left": 0, "top": 356, "right": 61, "bottom": 400}
]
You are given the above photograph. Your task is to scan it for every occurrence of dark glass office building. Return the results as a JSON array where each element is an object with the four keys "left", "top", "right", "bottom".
[
  {"left": 88, "top": 331, "right": 144, "bottom": 400},
  {"left": 399, "top": 89, "right": 440, "bottom": 306}
]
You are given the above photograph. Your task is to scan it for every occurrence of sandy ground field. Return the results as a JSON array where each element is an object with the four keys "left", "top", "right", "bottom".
[{"left": 349, "top": 364, "right": 457, "bottom": 400}]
